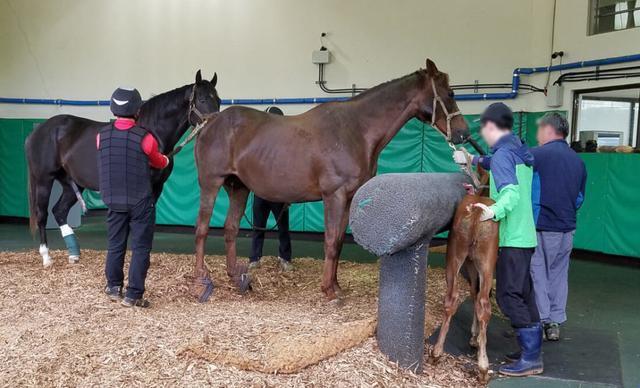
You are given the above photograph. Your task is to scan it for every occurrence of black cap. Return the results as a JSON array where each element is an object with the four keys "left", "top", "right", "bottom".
[
  {"left": 480, "top": 102, "right": 513, "bottom": 130},
  {"left": 266, "top": 106, "right": 284, "bottom": 116},
  {"left": 110, "top": 87, "right": 142, "bottom": 118}
]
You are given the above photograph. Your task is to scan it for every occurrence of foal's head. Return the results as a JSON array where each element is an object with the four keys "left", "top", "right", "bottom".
[
  {"left": 415, "top": 59, "right": 469, "bottom": 144},
  {"left": 188, "top": 69, "right": 222, "bottom": 125}
]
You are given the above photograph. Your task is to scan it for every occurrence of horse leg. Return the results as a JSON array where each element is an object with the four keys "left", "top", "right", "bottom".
[
  {"left": 466, "top": 261, "right": 480, "bottom": 348},
  {"left": 430, "top": 235, "right": 468, "bottom": 362},
  {"left": 321, "top": 190, "right": 348, "bottom": 301},
  {"left": 330, "top": 198, "right": 351, "bottom": 296},
  {"left": 52, "top": 179, "right": 81, "bottom": 264},
  {"left": 191, "top": 177, "right": 223, "bottom": 302},
  {"left": 222, "top": 181, "right": 251, "bottom": 292},
  {"left": 34, "top": 178, "right": 54, "bottom": 267},
  {"left": 474, "top": 236, "right": 498, "bottom": 383}
]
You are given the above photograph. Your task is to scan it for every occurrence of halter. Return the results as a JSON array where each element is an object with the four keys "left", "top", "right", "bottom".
[
  {"left": 430, "top": 78, "right": 462, "bottom": 145},
  {"left": 187, "top": 83, "right": 207, "bottom": 126},
  {"left": 429, "top": 79, "right": 483, "bottom": 189}
]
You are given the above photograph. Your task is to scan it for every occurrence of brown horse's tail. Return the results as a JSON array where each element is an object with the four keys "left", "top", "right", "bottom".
[{"left": 467, "top": 200, "right": 485, "bottom": 246}]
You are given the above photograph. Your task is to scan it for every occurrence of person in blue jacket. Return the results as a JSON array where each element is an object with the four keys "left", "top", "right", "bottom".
[{"left": 530, "top": 113, "right": 587, "bottom": 341}]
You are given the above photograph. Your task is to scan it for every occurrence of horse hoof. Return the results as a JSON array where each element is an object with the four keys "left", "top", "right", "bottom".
[
  {"left": 477, "top": 369, "right": 491, "bottom": 383},
  {"left": 327, "top": 297, "right": 344, "bottom": 308},
  {"left": 68, "top": 255, "right": 80, "bottom": 264},
  {"left": 428, "top": 353, "right": 441, "bottom": 365},
  {"left": 43, "top": 260, "right": 54, "bottom": 268},
  {"left": 235, "top": 272, "right": 252, "bottom": 293},
  {"left": 190, "top": 276, "right": 215, "bottom": 303}
]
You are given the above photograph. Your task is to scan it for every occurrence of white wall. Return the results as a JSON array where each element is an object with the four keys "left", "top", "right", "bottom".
[{"left": 1, "top": 0, "right": 639, "bottom": 122}]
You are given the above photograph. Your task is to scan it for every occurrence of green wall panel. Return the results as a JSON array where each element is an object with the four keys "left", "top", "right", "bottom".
[
  {"left": 5, "top": 111, "right": 639, "bottom": 258},
  {"left": 0, "top": 119, "right": 44, "bottom": 218},
  {"left": 574, "top": 154, "right": 640, "bottom": 258}
]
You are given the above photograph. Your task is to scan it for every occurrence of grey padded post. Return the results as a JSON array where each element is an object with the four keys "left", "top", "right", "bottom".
[{"left": 349, "top": 173, "right": 467, "bottom": 372}]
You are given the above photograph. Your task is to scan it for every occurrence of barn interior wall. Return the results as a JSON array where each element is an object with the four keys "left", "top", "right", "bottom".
[{"left": 1, "top": 0, "right": 639, "bottom": 123}]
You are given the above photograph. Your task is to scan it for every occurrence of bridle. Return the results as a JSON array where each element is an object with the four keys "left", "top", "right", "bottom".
[
  {"left": 187, "top": 83, "right": 207, "bottom": 127},
  {"left": 166, "top": 84, "right": 214, "bottom": 158},
  {"left": 430, "top": 78, "right": 462, "bottom": 146},
  {"left": 429, "top": 78, "right": 485, "bottom": 189}
]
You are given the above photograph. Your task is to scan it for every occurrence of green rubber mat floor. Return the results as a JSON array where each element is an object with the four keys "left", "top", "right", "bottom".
[{"left": 1, "top": 214, "right": 639, "bottom": 387}]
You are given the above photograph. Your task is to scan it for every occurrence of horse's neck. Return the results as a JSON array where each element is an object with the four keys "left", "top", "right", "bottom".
[
  {"left": 354, "top": 74, "right": 423, "bottom": 156},
  {"left": 138, "top": 90, "right": 190, "bottom": 152}
]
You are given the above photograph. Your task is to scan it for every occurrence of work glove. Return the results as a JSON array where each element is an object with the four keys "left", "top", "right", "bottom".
[
  {"left": 453, "top": 149, "right": 471, "bottom": 165},
  {"left": 471, "top": 203, "right": 495, "bottom": 221}
]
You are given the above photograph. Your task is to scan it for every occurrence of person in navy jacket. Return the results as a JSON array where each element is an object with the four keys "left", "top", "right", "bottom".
[{"left": 530, "top": 113, "right": 587, "bottom": 341}]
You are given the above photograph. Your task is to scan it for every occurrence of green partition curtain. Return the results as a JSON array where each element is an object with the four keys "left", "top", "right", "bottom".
[{"left": 3, "top": 112, "right": 639, "bottom": 258}]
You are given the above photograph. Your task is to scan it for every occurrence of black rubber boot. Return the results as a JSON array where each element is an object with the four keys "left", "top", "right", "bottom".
[{"left": 499, "top": 324, "right": 544, "bottom": 377}]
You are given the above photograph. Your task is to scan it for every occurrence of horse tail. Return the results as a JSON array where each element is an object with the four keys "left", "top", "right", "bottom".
[
  {"left": 468, "top": 200, "right": 484, "bottom": 245},
  {"left": 25, "top": 137, "right": 38, "bottom": 236}
]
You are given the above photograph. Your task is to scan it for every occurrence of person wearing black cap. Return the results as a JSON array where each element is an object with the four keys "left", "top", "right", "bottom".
[
  {"left": 98, "top": 87, "right": 169, "bottom": 308},
  {"left": 453, "top": 102, "right": 542, "bottom": 377},
  {"left": 248, "top": 106, "right": 293, "bottom": 271}
]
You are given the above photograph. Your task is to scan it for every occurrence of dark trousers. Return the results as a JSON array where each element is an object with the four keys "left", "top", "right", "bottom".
[
  {"left": 105, "top": 197, "right": 155, "bottom": 299},
  {"left": 250, "top": 196, "right": 291, "bottom": 262},
  {"left": 496, "top": 247, "right": 540, "bottom": 328}
]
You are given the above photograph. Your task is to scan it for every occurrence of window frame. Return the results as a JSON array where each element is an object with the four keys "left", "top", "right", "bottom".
[
  {"left": 571, "top": 83, "right": 640, "bottom": 147},
  {"left": 588, "top": 0, "right": 640, "bottom": 35}
]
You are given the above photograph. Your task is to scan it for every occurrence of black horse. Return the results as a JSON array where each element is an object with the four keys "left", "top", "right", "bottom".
[{"left": 25, "top": 70, "right": 220, "bottom": 267}]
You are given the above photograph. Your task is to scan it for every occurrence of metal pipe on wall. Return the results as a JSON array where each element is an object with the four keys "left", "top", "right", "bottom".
[{"left": 2, "top": 53, "right": 640, "bottom": 106}]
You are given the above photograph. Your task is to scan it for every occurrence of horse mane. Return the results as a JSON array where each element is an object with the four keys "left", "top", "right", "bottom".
[
  {"left": 350, "top": 70, "right": 427, "bottom": 102},
  {"left": 137, "top": 84, "right": 191, "bottom": 127}
]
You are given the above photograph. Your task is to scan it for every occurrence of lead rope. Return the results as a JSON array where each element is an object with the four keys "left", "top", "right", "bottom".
[{"left": 429, "top": 79, "right": 482, "bottom": 189}]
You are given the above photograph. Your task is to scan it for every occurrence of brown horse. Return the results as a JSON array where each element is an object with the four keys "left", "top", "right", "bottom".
[
  {"left": 191, "top": 58, "right": 469, "bottom": 302},
  {"left": 430, "top": 165, "right": 498, "bottom": 383}
]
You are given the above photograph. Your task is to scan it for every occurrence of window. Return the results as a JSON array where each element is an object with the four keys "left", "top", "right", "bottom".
[
  {"left": 572, "top": 85, "right": 640, "bottom": 147},
  {"left": 589, "top": 0, "right": 640, "bottom": 35}
]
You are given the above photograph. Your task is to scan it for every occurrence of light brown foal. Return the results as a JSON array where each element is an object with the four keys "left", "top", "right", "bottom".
[{"left": 430, "top": 167, "right": 498, "bottom": 383}]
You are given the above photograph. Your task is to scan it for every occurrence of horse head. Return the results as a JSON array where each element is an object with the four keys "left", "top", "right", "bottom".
[
  {"left": 415, "top": 58, "right": 469, "bottom": 145},
  {"left": 188, "top": 69, "right": 221, "bottom": 126}
]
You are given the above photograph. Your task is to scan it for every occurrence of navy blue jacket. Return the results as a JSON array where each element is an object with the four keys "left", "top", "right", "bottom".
[{"left": 531, "top": 140, "right": 587, "bottom": 232}]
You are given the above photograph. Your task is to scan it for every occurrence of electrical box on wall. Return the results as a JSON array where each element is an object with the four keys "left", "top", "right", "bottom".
[
  {"left": 546, "top": 84, "right": 564, "bottom": 107},
  {"left": 312, "top": 49, "right": 331, "bottom": 64}
]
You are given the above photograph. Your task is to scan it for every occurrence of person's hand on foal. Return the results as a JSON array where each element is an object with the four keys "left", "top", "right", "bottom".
[{"left": 469, "top": 203, "right": 495, "bottom": 221}]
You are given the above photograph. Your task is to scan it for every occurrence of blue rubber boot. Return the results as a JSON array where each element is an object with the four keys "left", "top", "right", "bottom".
[{"left": 499, "top": 324, "right": 544, "bottom": 377}]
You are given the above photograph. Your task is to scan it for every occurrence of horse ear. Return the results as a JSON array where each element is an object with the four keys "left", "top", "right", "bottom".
[
  {"left": 425, "top": 58, "right": 439, "bottom": 76},
  {"left": 195, "top": 69, "right": 202, "bottom": 84},
  {"left": 211, "top": 72, "right": 217, "bottom": 87}
]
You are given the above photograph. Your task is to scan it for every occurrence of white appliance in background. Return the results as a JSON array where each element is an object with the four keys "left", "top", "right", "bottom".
[{"left": 579, "top": 130, "right": 624, "bottom": 147}]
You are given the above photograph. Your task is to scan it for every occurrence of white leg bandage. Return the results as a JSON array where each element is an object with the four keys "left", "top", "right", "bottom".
[{"left": 40, "top": 244, "right": 53, "bottom": 267}]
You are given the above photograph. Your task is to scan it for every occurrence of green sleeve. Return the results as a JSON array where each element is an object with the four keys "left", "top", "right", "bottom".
[{"left": 490, "top": 184, "right": 520, "bottom": 221}]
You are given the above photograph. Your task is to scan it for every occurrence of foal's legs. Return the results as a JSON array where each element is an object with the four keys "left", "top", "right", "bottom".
[
  {"left": 321, "top": 190, "right": 349, "bottom": 301},
  {"left": 191, "top": 177, "right": 223, "bottom": 301},
  {"left": 472, "top": 241, "right": 498, "bottom": 383},
  {"left": 222, "top": 182, "right": 250, "bottom": 290},
  {"left": 466, "top": 261, "right": 480, "bottom": 348},
  {"left": 430, "top": 233, "right": 468, "bottom": 362},
  {"left": 51, "top": 179, "right": 82, "bottom": 264}
]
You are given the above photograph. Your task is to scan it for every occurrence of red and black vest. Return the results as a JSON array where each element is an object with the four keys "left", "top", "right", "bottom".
[{"left": 98, "top": 124, "right": 152, "bottom": 211}]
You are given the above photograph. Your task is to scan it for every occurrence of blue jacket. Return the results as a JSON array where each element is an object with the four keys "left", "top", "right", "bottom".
[{"left": 531, "top": 140, "right": 587, "bottom": 232}]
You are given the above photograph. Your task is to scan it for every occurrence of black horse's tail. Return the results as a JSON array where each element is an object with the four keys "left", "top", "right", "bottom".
[{"left": 25, "top": 135, "right": 38, "bottom": 236}]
